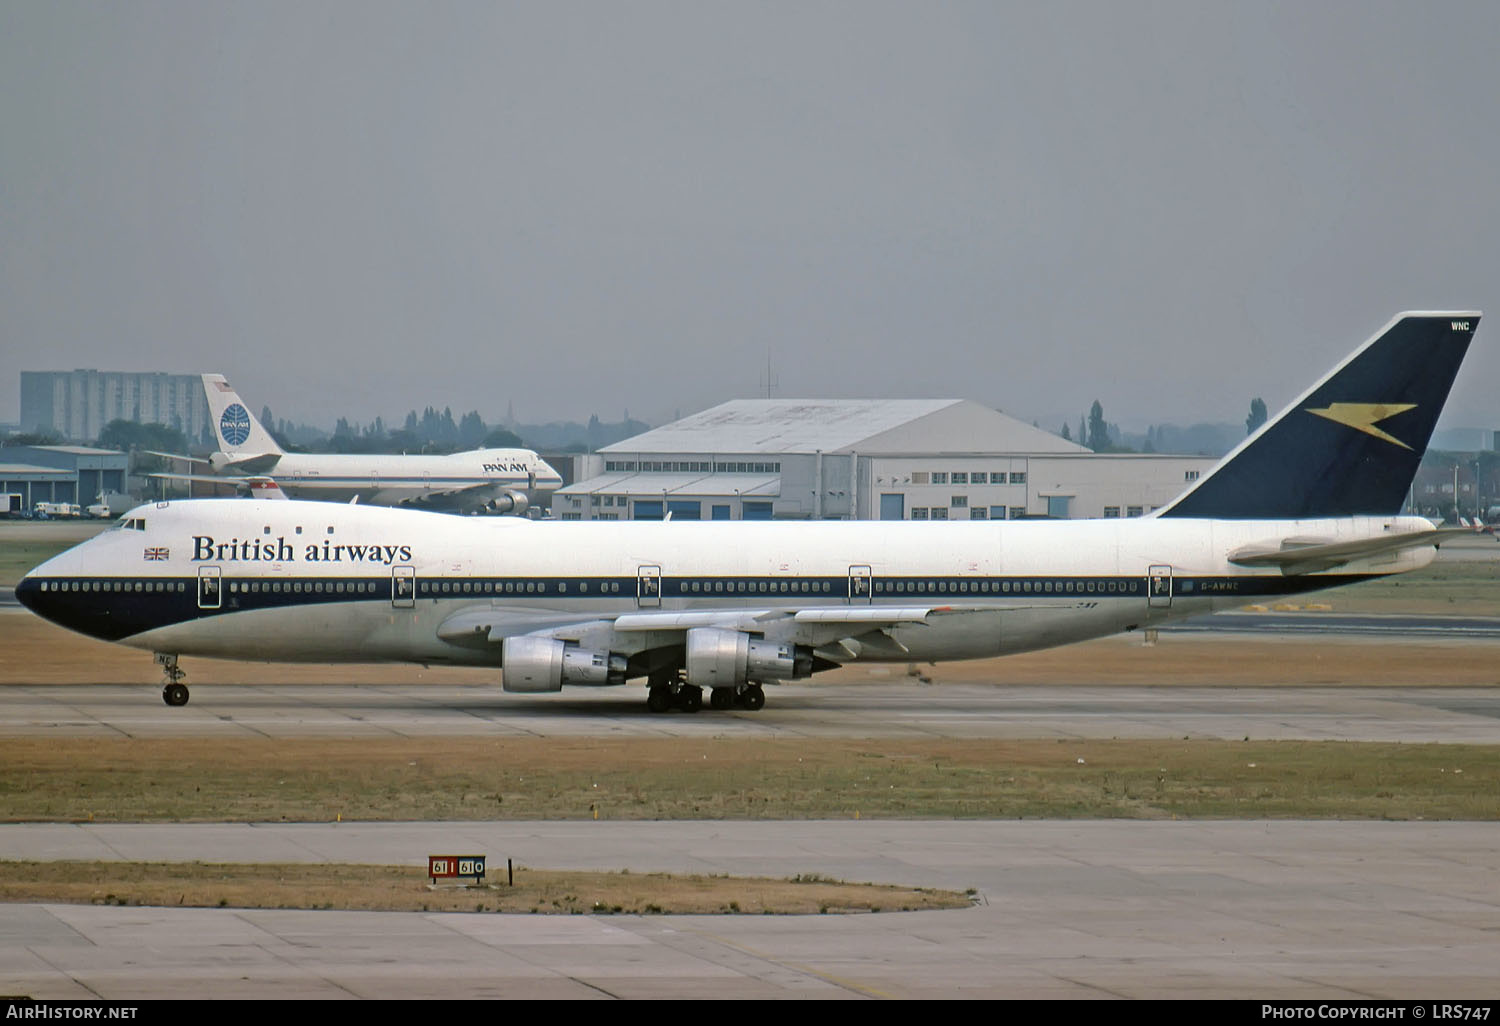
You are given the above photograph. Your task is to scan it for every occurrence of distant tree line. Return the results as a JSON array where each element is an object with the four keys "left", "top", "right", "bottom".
[
  {"left": 253, "top": 405, "right": 646, "bottom": 455},
  {"left": 1062, "top": 396, "right": 1270, "bottom": 455}
]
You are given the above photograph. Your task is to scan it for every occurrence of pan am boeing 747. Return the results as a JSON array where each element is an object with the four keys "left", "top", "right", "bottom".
[
  {"left": 21, "top": 312, "right": 1481, "bottom": 711},
  {"left": 153, "top": 374, "right": 561, "bottom": 515}
]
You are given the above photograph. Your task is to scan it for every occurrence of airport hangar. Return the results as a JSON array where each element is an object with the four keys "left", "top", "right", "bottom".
[
  {"left": 553, "top": 399, "right": 1217, "bottom": 522},
  {"left": 0, "top": 444, "right": 129, "bottom": 511}
]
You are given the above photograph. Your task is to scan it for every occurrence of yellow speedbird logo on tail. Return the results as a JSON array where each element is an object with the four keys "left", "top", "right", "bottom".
[{"left": 1304, "top": 403, "right": 1417, "bottom": 449}]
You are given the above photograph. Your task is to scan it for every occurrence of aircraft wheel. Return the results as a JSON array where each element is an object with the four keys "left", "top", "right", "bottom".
[
  {"left": 162, "top": 683, "right": 190, "bottom": 707},
  {"left": 646, "top": 686, "right": 673, "bottom": 713},
  {"left": 709, "top": 688, "right": 735, "bottom": 711},
  {"left": 677, "top": 685, "right": 703, "bottom": 713},
  {"left": 737, "top": 685, "right": 765, "bottom": 711}
]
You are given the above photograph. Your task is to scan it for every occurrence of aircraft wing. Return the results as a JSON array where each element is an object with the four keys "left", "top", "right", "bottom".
[
  {"left": 399, "top": 480, "right": 529, "bottom": 515},
  {"left": 148, "top": 472, "right": 288, "bottom": 499},
  {"left": 150, "top": 471, "right": 239, "bottom": 488},
  {"left": 1228, "top": 524, "right": 1492, "bottom": 575},
  {"left": 435, "top": 601, "right": 1032, "bottom": 667},
  {"left": 144, "top": 450, "right": 210, "bottom": 466}
]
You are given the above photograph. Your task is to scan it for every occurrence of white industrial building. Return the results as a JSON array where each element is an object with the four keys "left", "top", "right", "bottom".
[
  {"left": 21, "top": 370, "right": 211, "bottom": 443},
  {"left": 554, "top": 399, "right": 1217, "bottom": 521}
]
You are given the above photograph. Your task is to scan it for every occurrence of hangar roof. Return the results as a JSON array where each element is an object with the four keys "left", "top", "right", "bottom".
[
  {"left": 25, "top": 445, "right": 119, "bottom": 456},
  {"left": 0, "top": 463, "right": 74, "bottom": 478},
  {"left": 601, "top": 399, "right": 1087, "bottom": 457}
]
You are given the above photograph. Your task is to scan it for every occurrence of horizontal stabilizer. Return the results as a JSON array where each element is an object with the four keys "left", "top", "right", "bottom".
[
  {"left": 1227, "top": 525, "right": 1486, "bottom": 574},
  {"left": 220, "top": 453, "right": 281, "bottom": 475},
  {"left": 243, "top": 477, "right": 288, "bottom": 500}
]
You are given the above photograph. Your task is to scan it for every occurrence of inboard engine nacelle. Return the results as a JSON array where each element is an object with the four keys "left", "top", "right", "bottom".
[
  {"left": 685, "top": 627, "right": 812, "bottom": 687},
  {"left": 487, "top": 492, "right": 529, "bottom": 515},
  {"left": 501, "top": 636, "right": 626, "bottom": 692}
]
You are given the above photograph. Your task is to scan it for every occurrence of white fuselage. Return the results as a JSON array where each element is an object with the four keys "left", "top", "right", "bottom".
[
  {"left": 208, "top": 448, "right": 562, "bottom": 506},
  {"left": 21, "top": 500, "right": 1436, "bottom": 674}
]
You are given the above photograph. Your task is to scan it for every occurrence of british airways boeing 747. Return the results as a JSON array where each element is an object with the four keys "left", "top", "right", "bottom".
[{"left": 19, "top": 312, "right": 1481, "bottom": 712}]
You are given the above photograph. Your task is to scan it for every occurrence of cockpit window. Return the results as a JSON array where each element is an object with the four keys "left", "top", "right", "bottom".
[{"left": 113, "top": 518, "right": 146, "bottom": 531}]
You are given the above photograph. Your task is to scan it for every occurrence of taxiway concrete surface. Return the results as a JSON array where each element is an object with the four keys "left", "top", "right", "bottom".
[
  {"left": 4, "top": 610, "right": 1499, "bottom": 998},
  {"left": 3, "top": 819, "right": 1498, "bottom": 999}
]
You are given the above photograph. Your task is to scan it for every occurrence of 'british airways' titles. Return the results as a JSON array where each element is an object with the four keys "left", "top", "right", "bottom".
[{"left": 192, "top": 536, "right": 413, "bottom": 564}]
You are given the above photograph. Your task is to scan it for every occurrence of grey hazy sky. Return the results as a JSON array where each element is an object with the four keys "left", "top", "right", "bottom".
[{"left": 3, "top": 1, "right": 1497, "bottom": 436}]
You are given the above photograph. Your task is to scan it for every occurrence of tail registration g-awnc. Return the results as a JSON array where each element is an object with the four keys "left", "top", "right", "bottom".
[{"left": 19, "top": 312, "right": 1482, "bottom": 711}]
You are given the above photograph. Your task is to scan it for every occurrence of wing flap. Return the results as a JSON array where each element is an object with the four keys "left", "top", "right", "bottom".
[
  {"left": 612, "top": 610, "right": 776, "bottom": 631},
  {"left": 792, "top": 606, "right": 936, "bottom": 624}
]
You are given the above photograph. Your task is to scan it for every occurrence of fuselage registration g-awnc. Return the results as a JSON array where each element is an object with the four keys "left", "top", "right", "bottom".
[{"left": 19, "top": 312, "right": 1481, "bottom": 712}]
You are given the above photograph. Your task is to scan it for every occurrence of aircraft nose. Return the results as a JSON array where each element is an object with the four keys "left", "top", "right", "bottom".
[
  {"left": 16, "top": 573, "right": 39, "bottom": 611},
  {"left": 15, "top": 572, "right": 46, "bottom": 620}
]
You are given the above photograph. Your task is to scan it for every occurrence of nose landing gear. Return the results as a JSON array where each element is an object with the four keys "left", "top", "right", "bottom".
[{"left": 156, "top": 653, "right": 189, "bottom": 707}]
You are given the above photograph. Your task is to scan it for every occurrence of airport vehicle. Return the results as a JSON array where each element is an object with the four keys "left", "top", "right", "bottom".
[
  {"left": 18, "top": 312, "right": 1481, "bottom": 711},
  {"left": 33, "top": 502, "right": 82, "bottom": 519},
  {"left": 85, "top": 503, "right": 112, "bottom": 519},
  {"left": 152, "top": 374, "right": 562, "bottom": 515},
  {"left": 0, "top": 494, "right": 22, "bottom": 517}
]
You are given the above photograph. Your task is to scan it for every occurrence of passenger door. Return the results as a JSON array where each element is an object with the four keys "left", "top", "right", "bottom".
[
  {"left": 197, "top": 566, "right": 222, "bottom": 610},
  {"left": 848, "top": 564, "right": 873, "bottom": 604},
  {"left": 637, "top": 565, "right": 662, "bottom": 608},
  {"left": 1148, "top": 565, "right": 1172, "bottom": 609},
  {"left": 392, "top": 565, "right": 415, "bottom": 608}
]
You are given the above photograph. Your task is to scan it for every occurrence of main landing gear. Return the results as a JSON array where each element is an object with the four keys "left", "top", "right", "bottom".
[
  {"left": 645, "top": 676, "right": 765, "bottom": 714},
  {"left": 156, "top": 653, "right": 189, "bottom": 707}
]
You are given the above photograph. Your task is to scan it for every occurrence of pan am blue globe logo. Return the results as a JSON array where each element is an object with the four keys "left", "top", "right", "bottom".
[{"left": 220, "top": 403, "right": 252, "bottom": 447}]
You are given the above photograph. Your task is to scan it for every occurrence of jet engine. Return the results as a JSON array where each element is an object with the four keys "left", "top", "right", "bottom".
[
  {"left": 486, "top": 491, "right": 529, "bottom": 515},
  {"left": 501, "top": 636, "right": 626, "bottom": 692},
  {"left": 684, "top": 627, "right": 813, "bottom": 688}
]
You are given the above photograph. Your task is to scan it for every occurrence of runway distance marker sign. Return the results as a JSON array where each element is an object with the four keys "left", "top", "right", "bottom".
[{"left": 428, "top": 854, "right": 486, "bottom": 884}]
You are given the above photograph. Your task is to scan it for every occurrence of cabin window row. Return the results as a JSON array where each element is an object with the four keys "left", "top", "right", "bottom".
[
  {"left": 37, "top": 580, "right": 185, "bottom": 593},
  {"left": 419, "top": 580, "right": 627, "bottom": 596},
  {"left": 229, "top": 580, "right": 379, "bottom": 595},
  {"left": 35, "top": 576, "right": 1148, "bottom": 599},
  {"left": 678, "top": 579, "right": 834, "bottom": 594},
  {"left": 873, "top": 579, "right": 1138, "bottom": 595}
]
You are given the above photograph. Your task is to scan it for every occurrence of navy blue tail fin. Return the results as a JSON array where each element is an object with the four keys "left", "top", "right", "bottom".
[{"left": 1157, "top": 312, "right": 1480, "bottom": 519}]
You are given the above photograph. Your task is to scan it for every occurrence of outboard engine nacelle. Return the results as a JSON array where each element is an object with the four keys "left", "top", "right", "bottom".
[
  {"left": 501, "top": 636, "right": 626, "bottom": 693},
  {"left": 684, "top": 627, "right": 813, "bottom": 687}
]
